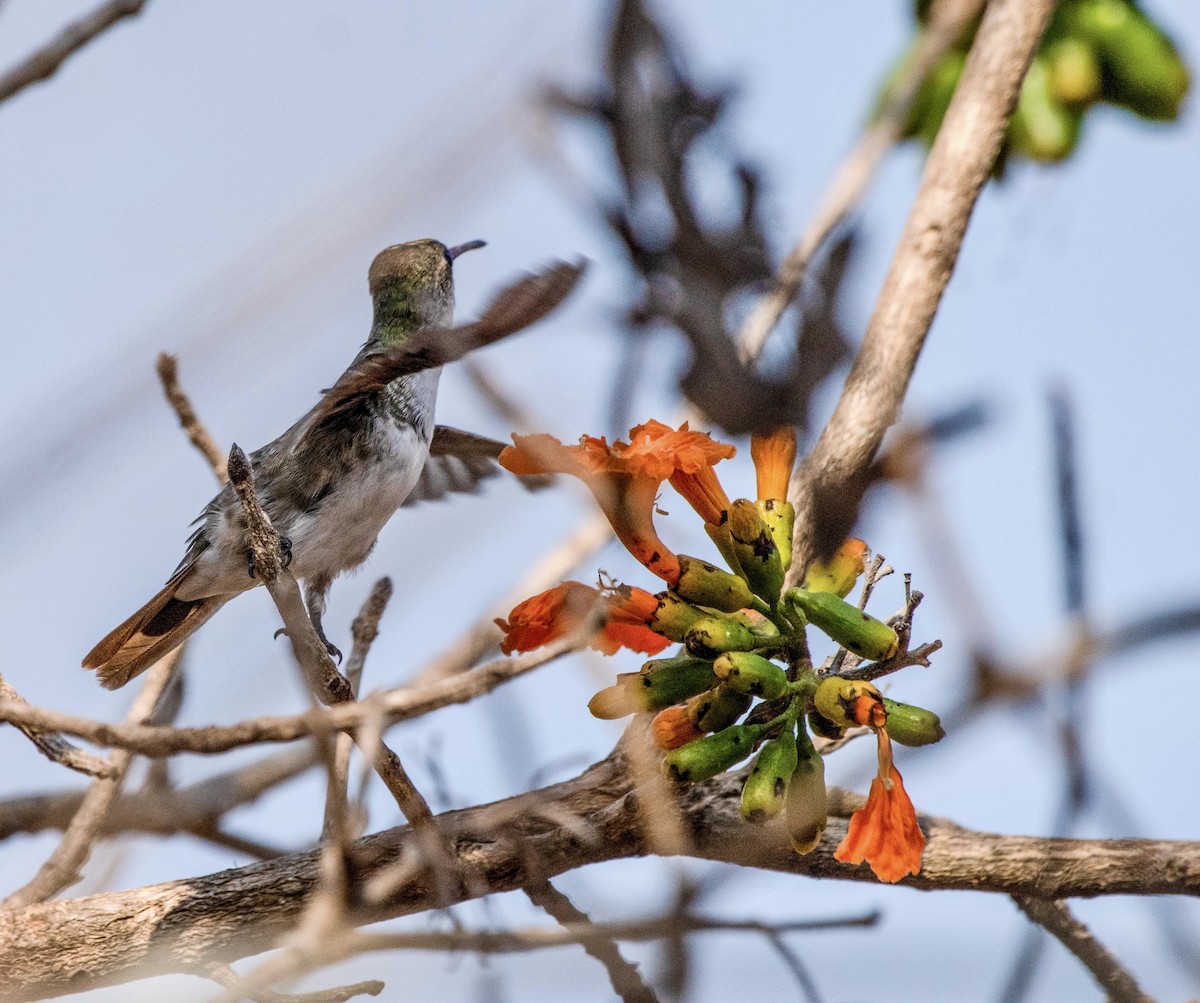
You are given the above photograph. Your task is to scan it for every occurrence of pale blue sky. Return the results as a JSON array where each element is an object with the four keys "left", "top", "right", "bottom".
[{"left": 1, "top": 2, "right": 1198, "bottom": 1000}]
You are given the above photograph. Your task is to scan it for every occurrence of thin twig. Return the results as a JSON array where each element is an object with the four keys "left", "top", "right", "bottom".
[
  {"left": 206, "top": 964, "right": 383, "bottom": 1003},
  {"left": 785, "top": 0, "right": 1057, "bottom": 583},
  {"left": 0, "top": 672, "right": 114, "bottom": 779},
  {"left": 1011, "top": 897, "right": 1153, "bottom": 1003},
  {"left": 0, "top": 635, "right": 586, "bottom": 757},
  {"left": 525, "top": 879, "right": 658, "bottom": 1003},
  {"left": 156, "top": 353, "right": 228, "bottom": 483},
  {"left": 0, "top": 0, "right": 149, "bottom": 104},
  {"left": 736, "top": 0, "right": 985, "bottom": 360},
  {"left": 1, "top": 650, "right": 179, "bottom": 909}
]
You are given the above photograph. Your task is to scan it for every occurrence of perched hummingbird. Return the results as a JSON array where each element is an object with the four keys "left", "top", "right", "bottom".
[{"left": 83, "top": 239, "right": 583, "bottom": 689}]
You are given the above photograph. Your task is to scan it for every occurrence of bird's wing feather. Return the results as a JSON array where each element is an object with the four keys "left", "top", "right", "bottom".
[
  {"left": 402, "top": 426, "right": 552, "bottom": 506},
  {"left": 308, "top": 260, "right": 586, "bottom": 427}
]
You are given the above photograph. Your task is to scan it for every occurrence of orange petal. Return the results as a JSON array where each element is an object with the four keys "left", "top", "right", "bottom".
[
  {"left": 834, "top": 765, "right": 925, "bottom": 883},
  {"left": 750, "top": 426, "right": 797, "bottom": 501}
]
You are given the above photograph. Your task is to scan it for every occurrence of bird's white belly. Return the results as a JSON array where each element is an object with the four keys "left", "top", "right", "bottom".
[
  {"left": 181, "top": 422, "right": 429, "bottom": 599},
  {"left": 288, "top": 425, "right": 428, "bottom": 581}
]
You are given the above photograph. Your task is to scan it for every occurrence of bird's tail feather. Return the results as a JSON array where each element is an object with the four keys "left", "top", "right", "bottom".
[{"left": 82, "top": 573, "right": 227, "bottom": 689}]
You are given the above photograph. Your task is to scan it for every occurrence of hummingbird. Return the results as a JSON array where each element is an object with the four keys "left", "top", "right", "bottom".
[{"left": 83, "top": 239, "right": 583, "bottom": 689}]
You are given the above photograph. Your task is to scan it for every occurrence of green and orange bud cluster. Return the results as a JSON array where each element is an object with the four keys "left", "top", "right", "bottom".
[
  {"left": 495, "top": 418, "right": 943, "bottom": 884},
  {"left": 888, "top": 0, "right": 1189, "bottom": 166}
]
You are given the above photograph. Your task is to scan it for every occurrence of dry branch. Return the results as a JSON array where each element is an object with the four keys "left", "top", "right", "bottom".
[
  {"left": 0, "top": 672, "right": 113, "bottom": 780},
  {"left": 0, "top": 0, "right": 149, "bottom": 105},
  {"left": 785, "top": 0, "right": 1057, "bottom": 579},
  {"left": 2, "top": 744, "right": 1198, "bottom": 1000}
]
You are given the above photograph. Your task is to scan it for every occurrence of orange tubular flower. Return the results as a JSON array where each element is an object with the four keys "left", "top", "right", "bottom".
[
  {"left": 750, "top": 426, "right": 797, "bottom": 501},
  {"left": 833, "top": 692, "right": 926, "bottom": 883},
  {"left": 630, "top": 420, "right": 735, "bottom": 527},
  {"left": 500, "top": 423, "right": 734, "bottom": 584},
  {"left": 495, "top": 581, "right": 670, "bottom": 657}
]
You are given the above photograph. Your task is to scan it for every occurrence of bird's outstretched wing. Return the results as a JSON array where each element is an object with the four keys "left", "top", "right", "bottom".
[
  {"left": 402, "top": 426, "right": 552, "bottom": 506},
  {"left": 311, "top": 260, "right": 586, "bottom": 426}
]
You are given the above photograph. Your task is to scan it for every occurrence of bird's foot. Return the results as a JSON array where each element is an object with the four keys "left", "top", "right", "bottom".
[
  {"left": 322, "top": 638, "right": 344, "bottom": 664},
  {"left": 273, "top": 627, "right": 289, "bottom": 641}
]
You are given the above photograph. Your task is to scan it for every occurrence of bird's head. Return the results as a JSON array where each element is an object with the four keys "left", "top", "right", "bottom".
[{"left": 368, "top": 238, "right": 486, "bottom": 340}]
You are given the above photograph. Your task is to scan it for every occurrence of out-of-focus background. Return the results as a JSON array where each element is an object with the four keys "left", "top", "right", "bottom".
[{"left": 1, "top": 2, "right": 1198, "bottom": 1000}]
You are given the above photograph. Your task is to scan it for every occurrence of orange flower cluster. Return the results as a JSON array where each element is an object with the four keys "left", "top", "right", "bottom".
[{"left": 499, "top": 421, "right": 734, "bottom": 585}]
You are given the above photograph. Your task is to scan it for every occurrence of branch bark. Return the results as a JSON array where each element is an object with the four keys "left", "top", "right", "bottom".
[
  {"left": 785, "top": 0, "right": 1056, "bottom": 581},
  {"left": 2, "top": 746, "right": 1197, "bottom": 1001}
]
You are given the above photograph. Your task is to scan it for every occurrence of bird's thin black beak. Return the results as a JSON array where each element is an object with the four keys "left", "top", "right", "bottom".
[{"left": 447, "top": 240, "right": 487, "bottom": 260}]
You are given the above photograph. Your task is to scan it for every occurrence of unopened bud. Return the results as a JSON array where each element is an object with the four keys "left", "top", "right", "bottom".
[
  {"left": 785, "top": 732, "right": 827, "bottom": 854},
  {"left": 587, "top": 656, "right": 719, "bottom": 719},
  {"left": 740, "top": 728, "right": 799, "bottom": 824},
  {"left": 727, "top": 500, "right": 785, "bottom": 603},
  {"left": 713, "top": 651, "right": 789, "bottom": 701},
  {"left": 676, "top": 556, "right": 757, "bottom": 613},
  {"left": 686, "top": 684, "right": 752, "bottom": 733},
  {"left": 684, "top": 617, "right": 757, "bottom": 659},
  {"left": 802, "top": 539, "right": 868, "bottom": 598},
  {"left": 662, "top": 722, "right": 766, "bottom": 783},
  {"left": 883, "top": 698, "right": 945, "bottom": 747},
  {"left": 783, "top": 588, "right": 898, "bottom": 661}
]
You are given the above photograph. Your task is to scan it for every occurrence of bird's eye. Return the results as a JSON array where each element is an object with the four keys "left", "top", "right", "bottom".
[{"left": 443, "top": 249, "right": 455, "bottom": 268}]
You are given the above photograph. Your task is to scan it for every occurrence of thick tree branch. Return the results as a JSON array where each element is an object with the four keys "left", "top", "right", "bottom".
[
  {"left": 2, "top": 746, "right": 1198, "bottom": 1000},
  {"left": 785, "top": 0, "right": 1056, "bottom": 581}
]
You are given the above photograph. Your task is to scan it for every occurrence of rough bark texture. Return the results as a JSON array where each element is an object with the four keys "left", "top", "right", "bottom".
[{"left": 2, "top": 752, "right": 1197, "bottom": 1001}]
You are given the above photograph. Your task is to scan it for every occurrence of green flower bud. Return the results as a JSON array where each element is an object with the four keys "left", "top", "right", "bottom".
[
  {"left": 813, "top": 677, "right": 883, "bottom": 730},
  {"left": 783, "top": 589, "right": 899, "bottom": 661},
  {"left": 687, "top": 684, "right": 752, "bottom": 733},
  {"left": 713, "top": 651, "right": 789, "bottom": 700},
  {"left": 1045, "top": 36, "right": 1102, "bottom": 105},
  {"left": 741, "top": 727, "right": 800, "bottom": 824},
  {"left": 675, "top": 555, "right": 757, "bottom": 613},
  {"left": 649, "top": 591, "right": 710, "bottom": 642},
  {"left": 785, "top": 732, "right": 827, "bottom": 854},
  {"left": 727, "top": 500, "right": 785, "bottom": 603},
  {"left": 663, "top": 722, "right": 766, "bottom": 783},
  {"left": 704, "top": 521, "right": 744, "bottom": 577},
  {"left": 1062, "top": 0, "right": 1189, "bottom": 120},
  {"left": 587, "top": 655, "right": 718, "bottom": 719},
  {"left": 685, "top": 617, "right": 757, "bottom": 658},
  {"left": 802, "top": 539, "right": 868, "bottom": 598},
  {"left": 755, "top": 498, "right": 795, "bottom": 571},
  {"left": 1010, "top": 55, "right": 1081, "bottom": 161},
  {"left": 883, "top": 697, "right": 945, "bottom": 747}
]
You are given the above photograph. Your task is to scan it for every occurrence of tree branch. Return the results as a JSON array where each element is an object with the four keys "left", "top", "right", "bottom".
[
  {"left": 0, "top": 0, "right": 149, "bottom": 105},
  {"left": 785, "top": 0, "right": 1056, "bottom": 581},
  {"left": 1011, "top": 896, "right": 1153, "bottom": 1003},
  {"left": 2, "top": 745, "right": 1197, "bottom": 1000}
]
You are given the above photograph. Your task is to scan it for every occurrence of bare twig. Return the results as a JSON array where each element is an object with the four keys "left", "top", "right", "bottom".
[
  {"left": 0, "top": 672, "right": 113, "bottom": 779},
  {"left": 1011, "top": 897, "right": 1152, "bottom": 1003},
  {"left": 785, "top": 0, "right": 1057, "bottom": 582},
  {"left": 0, "top": 0, "right": 149, "bottom": 104},
  {"left": 1, "top": 651, "right": 178, "bottom": 909},
  {"left": 156, "top": 353, "right": 228, "bottom": 482},
  {"left": 525, "top": 879, "right": 658, "bottom": 1003},
  {"left": 737, "top": 0, "right": 986, "bottom": 360},
  {"left": 206, "top": 964, "right": 384, "bottom": 1003},
  {"left": 0, "top": 634, "right": 586, "bottom": 757}
]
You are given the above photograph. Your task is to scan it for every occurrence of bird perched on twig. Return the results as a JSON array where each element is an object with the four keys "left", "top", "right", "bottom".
[{"left": 83, "top": 239, "right": 584, "bottom": 688}]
